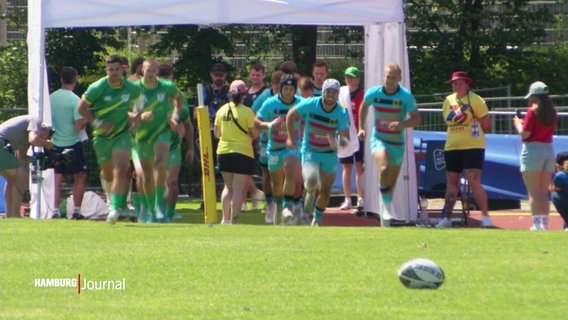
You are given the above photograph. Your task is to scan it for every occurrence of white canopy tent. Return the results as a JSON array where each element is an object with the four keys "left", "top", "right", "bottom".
[{"left": 27, "top": 0, "right": 418, "bottom": 222}]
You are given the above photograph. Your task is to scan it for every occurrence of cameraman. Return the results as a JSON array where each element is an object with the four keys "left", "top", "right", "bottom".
[
  {"left": 50, "top": 66, "right": 87, "bottom": 220},
  {"left": 0, "top": 115, "right": 53, "bottom": 218}
]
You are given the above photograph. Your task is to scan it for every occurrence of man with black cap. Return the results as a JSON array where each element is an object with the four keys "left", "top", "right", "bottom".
[
  {"left": 198, "top": 62, "right": 230, "bottom": 172},
  {"left": 285, "top": 78, "right": 350, "bottom": 226}
]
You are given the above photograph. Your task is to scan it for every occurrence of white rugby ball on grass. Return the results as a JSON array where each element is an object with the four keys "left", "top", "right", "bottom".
[{"left": 398, "top": 258, "right": 445, "bottom": 289}]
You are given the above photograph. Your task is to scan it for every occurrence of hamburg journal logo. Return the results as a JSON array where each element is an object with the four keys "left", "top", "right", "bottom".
[{"left": 34, "top": 274, "right": 126, "bottom": 294}]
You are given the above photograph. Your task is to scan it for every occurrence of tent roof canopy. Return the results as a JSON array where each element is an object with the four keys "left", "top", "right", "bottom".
[{"left": 41, "top": 0, "right": 404, "bottom": 28}]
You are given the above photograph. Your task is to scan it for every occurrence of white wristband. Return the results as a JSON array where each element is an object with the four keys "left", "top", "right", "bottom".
[{"left": 92, "top": 119, "right": 103, "bottom": 129}]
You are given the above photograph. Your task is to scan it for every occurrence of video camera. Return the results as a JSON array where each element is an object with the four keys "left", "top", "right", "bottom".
[{"left": 32, "top": 147, "right": 75, "bottom": 171}]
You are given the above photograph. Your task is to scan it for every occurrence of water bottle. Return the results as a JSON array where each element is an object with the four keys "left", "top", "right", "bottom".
[{"left": 419, "top": 195, "right": 429, "bottom": 226}]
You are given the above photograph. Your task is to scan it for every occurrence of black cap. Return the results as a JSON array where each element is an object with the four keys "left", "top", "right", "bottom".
[{"left": 211, "top": 63, "right": 227, "bottom": 74}]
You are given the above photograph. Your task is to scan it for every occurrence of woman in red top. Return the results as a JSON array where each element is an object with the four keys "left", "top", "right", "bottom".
[{"left": 513, "top": 81, "right": 557, "bottom": 230}]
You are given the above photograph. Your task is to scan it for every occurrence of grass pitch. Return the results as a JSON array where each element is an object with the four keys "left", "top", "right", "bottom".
[{"left": 1, "top": 200, "right": 567, "bottom": 319}]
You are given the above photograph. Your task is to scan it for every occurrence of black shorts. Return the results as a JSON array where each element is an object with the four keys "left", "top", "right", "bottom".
[
  {"left": 218, "top": 153, "right": 255, "bottom": 175},
  {"left": 339, "top": 140, "right": 365, "bottom": 164},
  {"left": 444, "top": 148, "right": 485, "bottom": 173},
  {"left": 53, "top": 142, "right": 88, "bottom": 175}
]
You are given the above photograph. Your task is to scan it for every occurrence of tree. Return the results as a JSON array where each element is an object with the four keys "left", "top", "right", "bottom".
[
  {"left": 45, "top": 28, "right": 124, "bottom": 93},
  {"left": 405, "top": 0, "right": 553, "bottom": 96}
]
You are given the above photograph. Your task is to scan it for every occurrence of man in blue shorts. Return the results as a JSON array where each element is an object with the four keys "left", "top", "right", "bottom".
[
  {"left": 358, "top": 63, "right": 420, "bottom": 226},
  {"left": 286, "top": 79, "right": 350, "bottom": 226}
]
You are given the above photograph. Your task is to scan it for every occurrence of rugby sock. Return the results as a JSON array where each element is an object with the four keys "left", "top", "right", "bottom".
[
  {"left": 110, "top": 194, "right": 121, "bottom": 211},
  {"left": 132, "top": 193, "right": 141, "bottom": 216},
  {"left": 265, "top": 194, "right": 274, "bottom": 205},
  {"left": 275, "top": 197, "right": 283, "bottom": 222},
  {"left": 166, "top": 204, "right": 175, "bottom": 219},
  {"left": 156, "top": 186, "right": 166, "bottom": 213},
  {"left": 314, "top": 207, "right": 324, "bottom": 222},
  {"left": 283, "top": 195, "right": 294, "bottom": 210}
]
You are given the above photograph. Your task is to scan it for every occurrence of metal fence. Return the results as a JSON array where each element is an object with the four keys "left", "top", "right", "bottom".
[{"left": 417, "top": 94, "right": 568, "bottom": 135}]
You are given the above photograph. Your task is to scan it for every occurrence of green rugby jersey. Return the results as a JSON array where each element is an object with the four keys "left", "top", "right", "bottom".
[
  {"left": 134, "top": 78, "right": 179, "bottom": 143},
  {"left": 83, "top": 77, "right": 141, "bottom": 139}
]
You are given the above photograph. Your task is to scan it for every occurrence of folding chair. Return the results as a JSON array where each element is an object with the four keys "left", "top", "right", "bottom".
[{"left": 416, "top": 139, "right": 470, "bottom": 226}]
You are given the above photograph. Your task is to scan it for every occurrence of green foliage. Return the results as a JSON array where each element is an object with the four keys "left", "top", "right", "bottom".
[
  {"left": 149, "top": 25, "right": 235, "bottom": 97},
  {"left": 1, "top": 213, "right": 567, "bottom": 319},
  {"left": 0, "top": 41, "right": 28, "bottom": 119},
  {"left": 45, "top": 28, "right": 125, "bottom": 94},
  {"left": 405, "top": 0, "right": 554, "bottom": 95}
]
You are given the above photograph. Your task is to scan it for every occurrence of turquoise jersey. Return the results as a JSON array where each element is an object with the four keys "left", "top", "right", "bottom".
[
  {"left": 363, "top": 85, "right": 417, "bottom": 144},
  {"left": 257, "top": 95, "right": 302, "bottom": 152},
  {"left": 295, "top": 97, "right": 349, "bottom": 154}
]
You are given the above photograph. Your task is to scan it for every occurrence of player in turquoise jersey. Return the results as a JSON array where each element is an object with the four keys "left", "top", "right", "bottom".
[
  {"left": 78, "top": 54, "right": 143, "bottom": 224},
  {"left": 358, "top": 63, "right": 420, "bottom": 227},
  {"left": 256, "top": 74, "right": 304, "bottom": 225},
  {"left": 252, "top": 70, "right": 284, "bottom": 223},
  {"left": 160, "top": 61, "right": 195, "bottom": 222},
  {"left": 286, "top": 79, "right": 349, "bottom": 226},
  {"left": 132, "top": 59, "right": 184, "bottom": 223}
]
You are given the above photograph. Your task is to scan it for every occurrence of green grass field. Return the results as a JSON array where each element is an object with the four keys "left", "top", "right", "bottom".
[{"left": 1, "top": 200, "right": 567, "bottom": 319}]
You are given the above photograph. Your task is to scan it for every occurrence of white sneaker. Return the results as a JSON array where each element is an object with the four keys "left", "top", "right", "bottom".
[
  {"left": 435, "top": 218, "right": 452, "bottom": 228},
  {"left": 220, "top": 220, "right": 231, "bottom": 225},
  {"left": 282, "top": 207, "right": 294, "bottom": 225},
  {"left": 241, "top": 203, "right": 248, "bottom": 211},
  {"left": 265, "top": 202, "right": 275, "bottom": 224},
  {"left": 480, "top": 216, "right": 493, "bottom": 228},
  {"left": 357, "top": 198, "right": 365, "bottom": 209},
  {"left": 252, "top": 190, "right": 265, "bottom": 209},
  {"left": 311, "top": 217, "right": 322, "bottom": 227},
  {"left": 106, "top": 210, "right": 119, "bottom": 225},
  {"left": 339, "top": 200, "right": 352, "bottom": 210}
]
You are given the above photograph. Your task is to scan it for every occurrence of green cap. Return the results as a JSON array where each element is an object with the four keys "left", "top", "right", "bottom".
[{"left": 344, "top": 66, "right": 361, "bottom": 78}]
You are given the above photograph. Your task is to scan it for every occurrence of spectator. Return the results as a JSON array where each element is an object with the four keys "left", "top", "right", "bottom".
[
  {"left": 436, "top": 71, "right": 493, "bottom": 228},
  {"left": 551, "top": 152, "right": 568, "bottom": 231},
  {"left": 0, "top": 115, "right": 53, "bottom": 218},
  {"left": 214, "top": 80, "right": 259, "bottom": 224},
  {"left": 49, "top": 66, "right": 87, "bottom": 220},
  {"left": 338, "top": 66, "right": 365, "bottom": 211},
  {"left": 514, "top": 81, "right": 557, "bottom": 230},
  {"left": 358, "top": 63, "right": 420, "bottom": 226},
  {"left": 311, "top": 60, "right": 328, "bottom": 97}
]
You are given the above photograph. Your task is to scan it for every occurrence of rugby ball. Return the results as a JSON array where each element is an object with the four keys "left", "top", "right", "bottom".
[{"left": 398, "top": 258, "right": 445, "bottom": 289}]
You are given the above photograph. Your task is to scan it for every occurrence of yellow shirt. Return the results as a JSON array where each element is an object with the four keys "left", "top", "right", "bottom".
[
  {"left": 442, "top": 91, "right": 488, "bottom": 151},
  {"left": 214, "top": 102, "right": 255, "bottom": 158}
]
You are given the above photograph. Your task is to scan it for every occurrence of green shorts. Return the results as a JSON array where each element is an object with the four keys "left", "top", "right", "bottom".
[
  {"left": 0, "top": 148, "right": 19, "bottom": 170},
  {"left": 168, "top": 145, "right": 182, "bottom": 167},
  {"left": 133, "top": 131, "right": 171, "bottom": 161},
  {"left": 92, "top": 132, "right": 133, "bottom": 165}
]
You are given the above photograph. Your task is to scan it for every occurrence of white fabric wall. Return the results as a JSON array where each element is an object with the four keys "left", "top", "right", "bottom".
[{"left": 363, "top": 23, "right": 418, "bottom": 222}]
